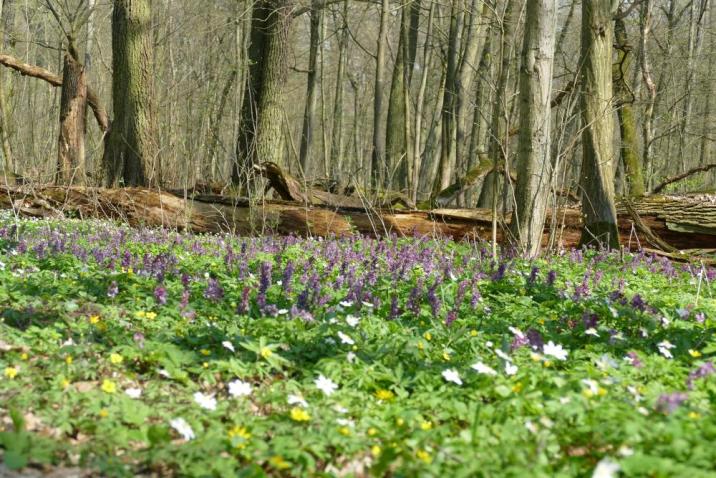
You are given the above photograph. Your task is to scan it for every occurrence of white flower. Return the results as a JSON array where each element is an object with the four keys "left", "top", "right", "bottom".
[
  {"left": 442, "top": 369, "right": 463, "bottom": 385},
  {"left": 333, "top": 404, "right": 348, "bottom": 414},
  {"left": 485, "top": 341, "right": 494, "bottom": 348},
  {"left": 543, "top": 341, "right": 568, "bottom": 360},
  {"left": 336, "top": 418, "right": 354, "bottom": 427},
  {"left": 581, "top": 379, "right": 599, "bottom": 395},
  {"left": 278, "top": 308, "right": 289, "bottom": 315},
  {"left": 525, "top": 420, "right": 538, "bottom": 434},
  {"left": 170, "top": 418, "right": 195, "bottom": 441},
  {"left": 508, "top": 326, "right": 524, "bottom": 338},
  {"left": 505, "top": 363, "right": 518, "bottom": 376},
  {"left": 595, "top": 354, "right": 618, "bottom": 370},
  {"left": 337, "top": 331, "right": 355, "bottom": 345},
  {"left": 222, "top": 341, "right": 235, "bottom": 352},
  {"left": 340, "top": 300, "right": 354, "bottom": 308},
  {"left": 193, "top": 392, "right": 217, "bottom": 411},
  {"left": 559, "top": 396, "right": 572, "bottom": 405},
  {"left": 592, "top": 458, "right": 620, "bottom": 478},
  {"left": 315, "top": 374, "right": 338, "bottom": 396},
  {"left": 158, "top": 369, "right": 171, "bottom": 378},
  {"left": 125, "top": 387, "right": 142, "bottom": 399},
  {"left": 471, "top": 362, "right": 497, "bottom": 376},
  {"left": 495, "top": 349, "right": 512, "bottom": 362},
  {"left": 345, "top": 315, "right": 360, "bottom": 328},
  {"left": 346, "top": 352, "right": 357, "bottom": 363},
  {"left": 62, "top": 338, "right": 75, "bottom": 347},
  {"left": 658, "top": 340, "right": 675, "bottom": 359},
  {"left": 361, "top": 301, "right": 374, "bottom": 308},
  {"left": 287, "top": 394, "right": 308, "bottom": 407},
  {"left": 228, "top": 379, "right": 252, "bottom": 397},
  {"left": 585, "top": 328, "right": 600, "bottom": 337}
]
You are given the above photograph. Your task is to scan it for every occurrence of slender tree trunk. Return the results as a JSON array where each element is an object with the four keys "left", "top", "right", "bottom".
[
  {"left": 299, "top": 0, "right": 321, "bottom": 175},
  {"left": 579, "top": 0, "right": 619, "bottom": 249},
  {"left": 509, "top": 0, "right": 556, "bottom": 257},
  {"left": 104, "top": 0, "right": 157, "bottom": 187},
  {"left": 0, "top": 0, "right": 13, "bottom": 182},
  {"left": 233, "top": 0, "right": 293, "bottom": 188},
  {"left": 207, "top": 69, "right": 237, "bottom": 181},
  {"left": 56, "top": 53, "right": 87, "bottom": 185},
  {"left": 330, "top": 0, "right": 348, "bottom": 178},
  {"left": 432, "top": 2, "right": 462, "bottom": 195},
  {"left": 412, "top": 1, "right": 434, "bottom": 203},
  {"left": 477, "top": 0, "right": 516, "bottom": 209},
  {"left": 700, "top": 3, "right": 715, "bottom": 170},
  {"left": 640, "top": 0, "right": 657, "bottom": 190},
  {"left": 613, "top": 11, "right": 645, "bottom": 197},
  {"left": 371, "top": 0, "right": 389, "bottom": 189}
]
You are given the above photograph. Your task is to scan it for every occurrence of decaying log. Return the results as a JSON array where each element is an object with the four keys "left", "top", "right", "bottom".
[{"left": 1, "top": 185, "right": 715, "bottom": 253}]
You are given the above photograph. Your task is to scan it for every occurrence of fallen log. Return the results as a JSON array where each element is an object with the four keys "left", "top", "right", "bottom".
[
  {"left": 652, "top": 163, "right": 716, "bottom": 194},
  {"left": 1, "top": 185, "right": 715, "bottom": 252}
]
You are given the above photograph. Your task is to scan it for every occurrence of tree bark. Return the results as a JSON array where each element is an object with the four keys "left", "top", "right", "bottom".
[
  {"left": 579, "top": 0, "right": 619, "bottom": 249},
  {"left": 509, "top": 0, "right": 557, "bottom": 257},
  {"left": 298, "top": 0, "right": 321, "bottom": 175},
  {"left": 56, "top": 53, "right": 87, "bottom": 186},
  {"left": 613, "top": 12, "right": 645, "bottom": 197},
  {"left": 371, "top": 0, "right": 390, "bottom": 189},
  {"left": 330, "top": 0, "right": 349, "bottom": 178},
  {"left": 104, "top": 0, "right": 157, "bottom": 188}
]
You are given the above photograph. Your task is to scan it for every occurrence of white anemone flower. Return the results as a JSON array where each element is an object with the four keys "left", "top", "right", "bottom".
[
  {"left": 543, "top": 341, "right": 569, "bottom": 361},
  {"left": 442, "top": 368, "right": 463, "bottom": 385},
  {"left": 505, "top": 363, "right": 518, "bottom": 376},
  {"left": 592, "top": 458, "right": 621, "bottom": 478},
  {"left": 345, "top": 315, "right": 360, "bottom": 328},
  {"left": 287, "top": 394, "right": 308, "bottom": 407},
  {"left": 315, "top": 374, "right": 339, "bottom": 396},
  {"left": 193, "top": 392, "right": 217, "bottom": 411},
  {"left": 228, "top": 379, "right": 252, "bottom": 397},
  {"left": 657, "top": 340, "right": 675, "bottom": 359},
  {"left": 125, "top": 387, "right": 142, "bottom": 399},
  {"left": 222, "top": 341, "right": 235, "bottom": 352},
  {"left": 471, "top": 362, "right": 497, "bottom": 376},
  {"left": 337, "top": 331, "right": 355, "bottom": 345},
  {"left": 170, "top": 418, "right": 195, "bottom": 441}
]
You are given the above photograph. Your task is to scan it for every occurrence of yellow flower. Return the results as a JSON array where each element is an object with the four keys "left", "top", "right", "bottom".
[
  {"left": 688, "top": 412, "right": 701, "bottom": 420},
  {"left": 423, "top": 332, "right": 432, "bottom": 341},
  {"left": 145, "top": 311, "right": 157, "bottom": 320},
  {"left": 4, "top": 367, "right": 18, "bottom": 379},
  {"left": 512, "top": 382, "right": 523, "bottom": 393},
  {"left": 689, "top": 349, "right": 702, "bottom": 358},
  {"left": 530, "top": 353, "right": 542, "bottom": 362},
  {"left": 543, "top": 360, "right": 552, "bottom": 368},
  {"left": 101, "top": 379, "right": 117, "bottom": 394},
  {"left": 367, "top": 427, "right": 378, "bottom": 436},
  {"left": 420, "top": 421, "right": 433, "bottom": 431},
  {"left": 417, "top": 341, "right": 425, "bottom": 351},
  {"left": 375, "top": 389, "right": 395, "bottom": 401},
  {"left": 538, "top": 319, "right": 545, "bottom": 325},
  {"left": 227, "top": 426, "right": 252, "bottom": 449},
  {"left": 416, "top": 449, "right": 432, "bottom": 464},
  {"left": 371, "top": 445, "right": 382, "bottom": 457},
  {"left": 470, "top": 330, "right": 478, "bottom": 337},
  {"left": 65, "top": 355, "right": 73, "bottom": 365},
  {"left": 442, "top": 352, "right": 451, "bottom": 362},
  {"left": 61, "top": 379, "right": 70, "bottom": 389},
  {"left": 202, "top": 362, "right": 209, "bottom": 368},
  {"left": 338, "top": 426, "right": 351, "bottom": 436},
  {"left": 89, "top": 315, "right": 101, "bottom": 324},
  {"left": 98, "top": 409, "right": 109, "bottom": 418},
  {"left": 260, "top": 347, "right": 273, "bottom": 359},
  {"left": 290, "top": 407, "right": 311, "bottom": 422},
  {"left": 20, "top": 353, "right": 28, "bottom": 361},
  {"left": 582, "top": 389, "right": 594, "bottom": 399},
  {"left": 110, "top": 353, "right": 123, "bottom": 364},
  {"left": 200, "top": 349, "right": 210, "bottom": 356},
  {"left": 395, "top": 418, "right": 405, "bottom": 427},
  {"left": 269, "top": 455, "right": 291, "bottom": 470},
  {"left": 135, "top": 311, "right": 146, "bottom": 319},
  {"left": 597, "top": 387, "right": 607, "bottom": 397}
]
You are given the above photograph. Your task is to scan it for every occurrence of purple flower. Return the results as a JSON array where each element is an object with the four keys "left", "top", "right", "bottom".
[
  {"left": 655, "top": 392, "right": 688, "bottom": 414},
  {"left": 445, "top": 310, "right": 457, "bottom": 327},
  {"left": 154, "top": 285, "right": 167, "bottom": 305},
  {"left": 626, "top": 351, "right": 643, "bottom": 368},
  {"left": 695, "top": 312, "right": 706, "bottom": 324},
  {"left": 389, "top": 295, "right": 400, "bottom": 321},
  {"left": 687, "top": 362, "right": 715, "bottom": 389},
  {"left": 237, "top": 287, "right": 251, "bottom": 315},
  {"left": 526, "top": 329, "right": 544, "bottom": 351},
  {"left": 546, "top": 270, "right": 557, "bottom": 286},
  {"left": 582, "top": 311, "right": 598, "bottom": 329},
  {"left": 631, "top": 294, "right": 646, "bottom": 312},
  {"left": 107, "top": 281, "right": 119, "bottom": 298},
  {"left": 204, "top": 278, "right": 224, "bottom": 301},
  {"left": 133, "top": 332, "right": 145, "bottom": 349}
]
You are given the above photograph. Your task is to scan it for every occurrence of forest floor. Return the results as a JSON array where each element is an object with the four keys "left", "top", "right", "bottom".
[{"left": 0, "top": 217, "right": 715, "bottom": 477}]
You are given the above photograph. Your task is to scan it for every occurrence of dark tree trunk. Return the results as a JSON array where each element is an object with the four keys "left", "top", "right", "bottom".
[{"left": 56, "top": 53, "right": 87, "bottom": 186}]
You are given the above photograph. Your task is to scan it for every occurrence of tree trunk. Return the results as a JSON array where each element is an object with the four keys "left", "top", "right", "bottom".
[
  {"left": 509, "top": 0, "right": 557, "bottom": 257},
  {"left": 298, "top": 0, "right": 321, "bottom": 175},
  {"left": 330, "top": 0, "right": 349, "bottom": 178},
  {"left": 579, "top": 0, "right": 619, "bottom": 249},
  {"left": 233, "top": 0, "right": 293, "bottom": 188},
  {"left": 477, "top": 0, "right": 517, "bottom": 209},
  {"left": 104, "top": 0, "right": 157, "bottom": 188},
  {"left": 0, "top": 0, "right": 14, "bottom": 183},
  {"left": 639, "top": 0, "right": 657, "bottom": 190},
  {"left": 613, "top": 12, "right": 645, "bottom": 197},
  {"left": 56, "top": 53, "right": 87, "bottom": 186},
  {"left": 371, "top": 0, "right": 389, "bottom": 189}
]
